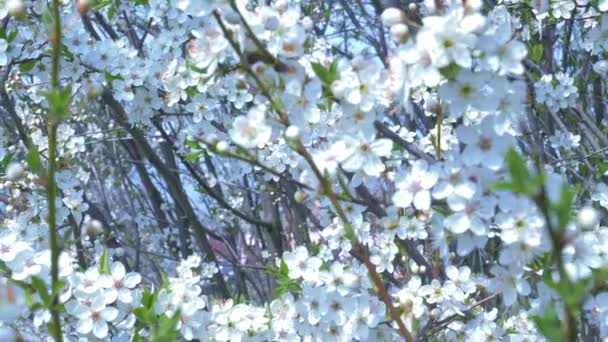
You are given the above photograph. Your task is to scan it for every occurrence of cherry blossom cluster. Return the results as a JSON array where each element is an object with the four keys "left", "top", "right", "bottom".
[{"left": 1, "top": 0, "right": 608, "bottom": 341}]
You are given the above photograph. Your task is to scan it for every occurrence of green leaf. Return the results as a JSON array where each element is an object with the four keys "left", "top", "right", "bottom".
[
  {"left": 108, "top": 5, "right": 116, "bottom": 20},
  {"left": 185, "top": 86, "right": 198, "bottom": 98},
  {"left": 31, "top": 276, "right": 50, "bottom": 305},
  {"left": 19, "top": 60, "right": 36, "bottom": 73},
  {"left": 99, "top": 249, "right": 111, "bottom": 275},
  {"left": 91, "top": 0, "right": 113, "bottom": 10},
  {"left": 0, "top": 153, "right": 13, "bottom": 174},
  {"left": 133, "top": 329, "right": 143, "bottom": 342},
  {"left": 490, "top": 180, "right": 518, "bottom": 192},
  {"left": 505, "top": 148, "right": 530, "bottom": 190},
  {"left": 153, "top": 311, "right": 181, "bottom": 342},
  {"left": 41, "top": 10, "right": 53, "bottom": 27},
  {"left": 51, "top": 280, "right": 66, "bottom": 300},
  {"left": 61, "top": 44, "right": 74, "bottom": 60},
  {"left": 328, "top": 61, "right": 338, "bottom": 81},
  {"left": 184, "top": 139, "right": 202, "bottom": 150},
  {"left": 7, "top": 30, "right": 17, "bottom": 43},
  {"left": 132, "top": 307, "right": 151, "bottom": 325},
  {"left": 183, "top": 151, "right": 203, "bottom": 161},
  {"left": 553, "top": 184, "right": 575, "bottom": 229},
  {"left": 492, "top": 148, "right": 541, "bottom": 196},
  {"left": 26, "top": 145, "right": 43, "bottom": 175},
  {"left": 532, "top": 308, "right": 563, "bottom": 342},
  {"left": 105, "top": 71, "right": 125, "bottom": 84},
  {"left": 160, "top": 271, "right": 170, "bottom": 289},
  {"left": 187, "top": 61, "right": 208, "bottom": 74},
  {"left": 271, "top": 96, "right": 286, "bottom": 114},
  {"left": 439, "top": 63, "right": 461, "bottom": 80},
  {"left": 279, "top": 258, "right": 289, "bottom": 277},
  {"left": 47, "top": 86, "right": 73, "bottom": 121},
  {"left": 311, "top": 61, "right": 339, "bottom": 85},
  {"left": 530, "top": 44, "right": 544, "bottom": 64},
  {"left": 141, "top": 287, "right": 156, "bottom": 309}
]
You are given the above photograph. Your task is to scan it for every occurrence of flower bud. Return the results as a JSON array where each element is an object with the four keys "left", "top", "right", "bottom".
[
  {"left": 284, "top": 125, "right": 300, "bottom": 140},
  {"left": 381, "top": 8, "right": 405, "bottom": 26},
  {"left": 594, "top": 60, "right": 608, "bottom": 75},
  {"left": 0, "top": 327, "right": 16, "bottom": 342},
  {"left": 4, "top": 162, "right": 24, "bottom": 181},
  {"left": 390, "top": 24, "right": 410, "bottom": 43},
  {"left": 7, "top": 0, "right": 25, "bottom": 19},
  {"left": 577, "top": 206, "right": 599, "bottom": 227},
  {"left": 85, "top": 219, "right": 104, "bottom": 239},
  {"left": 330, "top": 80, "right": 346, "bottom": 98},
  {"left": 0, "top": 279, "right": 24, "bottom": 322},
  {"left": 223, "top": 10, "right": 241, "bottom": 25},
  {"left": 77, "top": 0, "right": 91, "bottom": 16},
  {"left": 294, "top": 190, "right": 308, "bottom": 203},
  {"left": 275, "top": 0, "right": 289, "bottom": 13},
  {"left": 302, "top": 16, "right": 313, "bottom": 31},
  {"left": 263, "top": 14, "right": 280, "bottom": 31},
  {"left": 215, "top": 140, "right": 229, "bottom": 153}
]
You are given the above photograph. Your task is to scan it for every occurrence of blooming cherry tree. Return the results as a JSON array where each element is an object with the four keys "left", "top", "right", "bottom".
[{"left": 0, "top": 0, "right": 607, "bottom": 341}]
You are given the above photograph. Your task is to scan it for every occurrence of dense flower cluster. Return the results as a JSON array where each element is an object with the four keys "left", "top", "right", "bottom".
[
  {"left": 534, "top": 72, "right": 579, "bottom": 112},
  {"left": 0, "top": 0, "right": 608, "bottom": 341}
]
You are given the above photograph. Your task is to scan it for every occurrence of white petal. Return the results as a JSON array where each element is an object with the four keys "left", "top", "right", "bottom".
[
  {"left": 432, "top": 182, "right": 453, "bottom": 199},
  {"left": 104, "top": 289, "right": 118, "bottom": 305},
  {"left": 392, "top": 190, "right": 413, "bottom": 208},
  {"left": 454, "top": 182, "right": 477, "bottom": 199},
  {"left": 342, "top": 153, "right": 364, "bottom": 172},
  {"left": 346, "top": 89, "right": 361, "bottom": 105},
  {"left": 469, "top": 217, "right": 487, "bottom": 236},
  {"left": 101, "top": 306, "right": 119, "bottom": 321},
  {"left": 445, "top": 213, "right": 470, "bottom": 234},
  {"left": 516, "top": 279, "right": 530, "bottom": 296},
  {"left": 362, "top": 157, "right": 384, "bottom": 176},
  {"left": 370, "top": 139, "right": 393, "bottom": 157},
  {"left": 447, "top": 195, "right": 467, "bottom": 211},
  {"left": 502, "top": 288, "right": 516, "bottom": 306},
  {"left": 413, "top": 191, "right": 431, "bottom": 211},
  {"left": 118, "top": 289, "right": 134, "bottom": 304},
  {"left": 445, "top": 265, "right": 458, "bottom": 281},
  {"left": 456, "top": 233, "right": 485, "bottom": 256},
  {"left": 420, "top": 173, "right": 438, "bottom": 189},
  {"left": 93, "top": 320, "right": 108, "bottom": 339},
  {"left": 123, "top": 273, "right": 141, "bottom": 288},
  {"left": 76, "top": 318, "right": 93, "bottom": 335},
  {"left": 111, "top": 262, "right": 125, "bottom": 280}
]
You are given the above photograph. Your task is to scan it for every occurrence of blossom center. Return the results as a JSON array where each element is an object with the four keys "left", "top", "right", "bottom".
[{"left": 479, "top": 137, "right": 492, "bottom": 151}]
